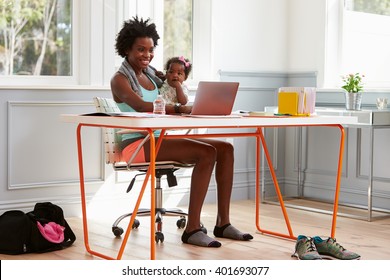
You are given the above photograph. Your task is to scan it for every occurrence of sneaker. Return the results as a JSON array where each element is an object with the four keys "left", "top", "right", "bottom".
[
  {"left": 313, "top": 236, "right": 361, "bottom": 260},
  {"left": 291, "top": 235, "right": 322, "bottom": 260}
]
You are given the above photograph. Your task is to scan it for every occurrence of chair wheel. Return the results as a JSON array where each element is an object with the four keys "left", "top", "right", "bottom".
[
  {"left": 176, "top": 218, "right": 186, "bottom": 229},
  {"left": 112, "top": 226, "right": 124, "bottom": 237},
  {"left": 155, "top": 232, "right": 164, "bottom": 243},
  {"left": 132, "top": 219, "right": 140, "bottom": 229}
]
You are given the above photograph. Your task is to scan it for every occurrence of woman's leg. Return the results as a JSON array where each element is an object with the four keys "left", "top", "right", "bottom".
[
  {"left": 198, "top": 139, "right": 234, "bottom": 227},
  {"left": 144, "top": 137, "right": 251, "bottom": 244},
  {"left": 199, "top": 139, "right": 253, "bottom": 241},
  {"left": 144, "top": 139, "right": 216, "bottom": 231}
]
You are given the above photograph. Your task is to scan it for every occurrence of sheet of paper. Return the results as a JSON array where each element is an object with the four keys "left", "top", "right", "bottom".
[
  {"left": 182, "top": 114, "right": 242, "bottom": 118},
  {"left": 82, "top": 112, "right": 175, "bottom": 118}
]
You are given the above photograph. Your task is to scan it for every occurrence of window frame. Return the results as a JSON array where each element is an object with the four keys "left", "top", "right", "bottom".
[
  {"left": 324, "top": 0, "right": 390, "bottom": 91},
  {"left": 0, "top": 0, "right": 80, "bottom": 87},
  {"left": 0, "top": 0, "right": 212, "bottom": 88}
]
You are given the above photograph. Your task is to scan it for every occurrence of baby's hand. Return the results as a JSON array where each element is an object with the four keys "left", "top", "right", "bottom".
[{"left": 168, "top": 79, "right": 181, "bottom": 89}]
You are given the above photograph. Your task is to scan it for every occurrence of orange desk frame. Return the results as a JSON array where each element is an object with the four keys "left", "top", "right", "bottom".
[{"left": 71, "top": 116, "right": 346, "bottom": 260}]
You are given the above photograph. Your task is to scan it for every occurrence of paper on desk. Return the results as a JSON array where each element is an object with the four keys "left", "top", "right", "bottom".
[
  {"left": 233, "top": 110, "right": 274, "bottom": 117},
  {"left": 182, "top": 114, "right": 242, "bottom": 118},
  {"left": 82, "top": 112, "right": 175, "bottom": 118}
]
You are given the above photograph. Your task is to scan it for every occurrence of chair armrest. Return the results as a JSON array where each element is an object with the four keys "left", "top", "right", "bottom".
[{"left": 117, "top": 129, "right": 148, "bottom": 135}]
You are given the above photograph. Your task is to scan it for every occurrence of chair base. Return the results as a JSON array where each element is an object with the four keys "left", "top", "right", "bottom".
[{"left": 112, "top": 207, "right": 188, "bottom": 243}]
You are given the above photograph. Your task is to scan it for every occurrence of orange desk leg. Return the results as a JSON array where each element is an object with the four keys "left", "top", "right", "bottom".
[
  {"left": 255, "top": 125, "right": 345, "bottom": 240},
  {"left": 76, "top": 124, "right": 157, "bottom": 260},
  {"left": 330, "top": 124, "right": 345, "bottom": 238},
  {"left": 148, "top": 130, "right": 156, "bottom": 260},
  {"left": 255, "top": 128, "right": 295, "bottom": 240},
  {"left": 117, "top": 129, "right": 156, "bottom": 260}
]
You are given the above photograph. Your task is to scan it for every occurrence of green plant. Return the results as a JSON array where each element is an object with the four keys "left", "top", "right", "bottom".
[{"left": 341, "top": 73, "right": 365, "bottom": 93}]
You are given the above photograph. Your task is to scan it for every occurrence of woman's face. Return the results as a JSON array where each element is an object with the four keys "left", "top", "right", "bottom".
[
  {"left": 127, "top": 37, "right": 155, "bottom": 71},
  {"left": 166, "top": 62, "right": 186, "bottom": 85}
]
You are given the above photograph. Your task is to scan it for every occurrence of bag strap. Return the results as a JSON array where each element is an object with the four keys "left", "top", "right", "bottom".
[{"left": 62, "top": 219, "right": 76, "bottom": 247}]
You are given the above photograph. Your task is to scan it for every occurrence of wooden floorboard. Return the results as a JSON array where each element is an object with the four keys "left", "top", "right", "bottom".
[{"left": 1, "top": 200, "right": 390, "bottom": 260}]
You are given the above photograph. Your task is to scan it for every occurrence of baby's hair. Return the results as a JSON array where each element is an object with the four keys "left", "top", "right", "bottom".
[
  {"left": 165, "top": 56, "right": 192, "bottom": 78},
  {"left": 115, "top": 16, "right": 160, "bottom": 58}
]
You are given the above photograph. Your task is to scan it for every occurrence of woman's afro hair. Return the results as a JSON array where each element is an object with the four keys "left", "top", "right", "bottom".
[{"left": 115, "top": 16, "right": 160, "bottom": 58}]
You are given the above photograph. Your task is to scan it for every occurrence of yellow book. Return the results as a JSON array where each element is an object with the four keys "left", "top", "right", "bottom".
[{"left": 278, "top": 92, "right": 299, "bottom": 115}]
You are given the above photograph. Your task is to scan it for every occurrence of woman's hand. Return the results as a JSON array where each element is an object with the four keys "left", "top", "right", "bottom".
[
  {"left": 180, "top": 105, "right": 192, "bottom": 114},
  {"left": 167, "top": 104, "right": 192, "bottom": 114},
  {"left": 155, "top": 70, "right": 166, "bottom": 81}
]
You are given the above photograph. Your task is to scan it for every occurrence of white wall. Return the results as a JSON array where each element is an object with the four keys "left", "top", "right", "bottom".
[
  {"left": 210, "top": 0, "right": 328, "bottom": 80},
  {"left": 286, "top": 0, "right": 327, "bottom": 73},
  {"left": 212, "top": 0, "right": 288, "bottom": 74}
]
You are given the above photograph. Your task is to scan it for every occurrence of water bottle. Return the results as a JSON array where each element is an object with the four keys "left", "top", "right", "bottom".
[{"left": 153, "top": 95, "right": 166, "bottom": 114}]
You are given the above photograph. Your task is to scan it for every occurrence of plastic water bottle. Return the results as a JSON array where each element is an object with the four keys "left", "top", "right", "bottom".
[{"left": 153, "top": 95, "right": 166, "bottom": 114}]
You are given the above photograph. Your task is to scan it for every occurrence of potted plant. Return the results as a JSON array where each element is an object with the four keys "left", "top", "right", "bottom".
[{"left": 341, "top": 73, "right": 364, "bottom": 110}]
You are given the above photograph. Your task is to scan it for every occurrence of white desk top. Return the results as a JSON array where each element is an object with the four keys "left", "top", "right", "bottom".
[
  {"left": 60, "top": 113, "right": 358, "bottom": 129},
  {"left": 266, "top": 106, "right": 390, "bottom": 126}
]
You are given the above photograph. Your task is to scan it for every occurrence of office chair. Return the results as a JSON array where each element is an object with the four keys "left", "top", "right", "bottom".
[{"left": 93, "top": 96, "right": 194, "bottom": 243}]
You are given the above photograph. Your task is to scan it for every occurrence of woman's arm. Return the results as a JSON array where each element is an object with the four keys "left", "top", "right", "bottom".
[
  {"left": 110, "top": 72, "right": 154, "bottom": 112},
  {"left": 111, "top": 72, "right": 192, "bottom": 114}
]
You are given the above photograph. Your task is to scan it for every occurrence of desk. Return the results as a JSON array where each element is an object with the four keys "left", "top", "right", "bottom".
[
  {"left": 315, "top": 108, "right": 390, "bottom": 221},
  {"left": 264, "top": 106, "right": 390, "bottom": 222},
  {"left": 265, "top": 107, "right": 390, "bottom": 221},
  {"left": 61, "top": 113, "right": 357, "bottom": 260}
]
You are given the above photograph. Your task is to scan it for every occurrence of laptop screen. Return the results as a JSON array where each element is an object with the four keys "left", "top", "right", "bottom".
[{"left": 190, "top": 81, "right": 239, "bottom": 115}]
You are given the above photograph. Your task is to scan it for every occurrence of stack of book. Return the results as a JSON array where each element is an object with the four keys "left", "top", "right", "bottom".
[{"left": 277, "top": 87, "right": 316, "bottom": 116}]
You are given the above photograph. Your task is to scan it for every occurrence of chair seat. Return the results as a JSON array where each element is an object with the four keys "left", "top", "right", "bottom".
[{"left": 113, "top": 161, "right": 194, "bottom": 171}]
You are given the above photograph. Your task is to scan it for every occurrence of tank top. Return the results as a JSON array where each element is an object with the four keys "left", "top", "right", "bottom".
[{"left": 117, "top": 75, "right": 161, "bottom": 146}]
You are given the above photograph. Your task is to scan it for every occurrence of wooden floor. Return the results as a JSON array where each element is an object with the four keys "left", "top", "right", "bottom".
[{"left": 1, "top": 199, "right": 390, "bottom": 260}]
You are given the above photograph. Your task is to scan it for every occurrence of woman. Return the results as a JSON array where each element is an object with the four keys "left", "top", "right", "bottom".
[{"left": 111, "top": 17, "right": 253, "bottom": 247}]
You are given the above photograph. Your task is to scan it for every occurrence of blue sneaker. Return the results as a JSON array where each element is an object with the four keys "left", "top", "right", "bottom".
[
  {"left": 291, "top": 235, "right": 322, "bottom": 260},
  {"left": 313, "top": 236, "right": 361, "bottom": 260}
]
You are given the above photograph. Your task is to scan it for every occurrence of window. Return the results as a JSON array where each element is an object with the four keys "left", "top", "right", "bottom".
[
  {"left": 345, "top": 0, "right": 390, "bottom": 16},
  {"left": 0, "top": 0, "right": 210, "bottom": 86},
  {"left": 341, "top": 0, "right": 390, "bottom": 88},
  {"left": 117, "top": 0, "right": 211, "bottom": 85},
  {"left": 325, "top": 0, "right": 390, "bottom": 89},
  {"left": 144, "top": 0, "right": 194, "bottom": 79},
  {"left": 0, "top": 0, "right": 72, "bottom": 77},
  {"left": 163, "top": 0, "right": 193, "bottom": 74}
]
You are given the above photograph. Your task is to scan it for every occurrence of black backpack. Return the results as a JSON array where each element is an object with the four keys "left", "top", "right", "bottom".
[{"left": 0, "top": 202, "right": 76, "bottom": 255}]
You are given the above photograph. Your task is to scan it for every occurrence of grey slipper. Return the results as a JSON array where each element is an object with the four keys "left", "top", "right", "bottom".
[{"left": 182, "top": 229, "right": 221, "bottom": 247}]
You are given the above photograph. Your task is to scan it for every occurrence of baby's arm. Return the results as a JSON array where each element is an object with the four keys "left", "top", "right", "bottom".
[{"left": 174, "top": 83, "right": 189, "bottom": 105}]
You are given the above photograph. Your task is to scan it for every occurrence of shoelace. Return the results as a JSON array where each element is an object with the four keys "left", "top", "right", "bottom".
[
  {"left": 305, "top": 238, "right": 318, "bottom": 252},
  {"left": 326, "top": 237, "right": 345, "bottom": 251},
  {"left": 291, "top": 237, "right": 317, "bottom": 258}
]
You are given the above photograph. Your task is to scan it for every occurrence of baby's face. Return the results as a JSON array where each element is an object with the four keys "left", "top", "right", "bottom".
[{"left": 166, "top": 62, "right": 186, "bottom": 85}]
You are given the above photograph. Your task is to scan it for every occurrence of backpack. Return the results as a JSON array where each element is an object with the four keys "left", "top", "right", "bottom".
[{"left": 0, "top": 202, "right": 76, "bottom": 255}]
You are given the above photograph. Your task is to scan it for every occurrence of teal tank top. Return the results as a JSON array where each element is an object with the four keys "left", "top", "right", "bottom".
[{"left": 117, "top": 76, "right": 161, "bottom": 143}]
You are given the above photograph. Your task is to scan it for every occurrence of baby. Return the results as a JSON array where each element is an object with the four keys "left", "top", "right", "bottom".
[{"left": 160, "top": 56, "right": 192, "bottom": 105}]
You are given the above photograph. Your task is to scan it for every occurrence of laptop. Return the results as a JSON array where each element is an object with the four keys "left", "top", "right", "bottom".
[{"left": 190, "top": 81, "right": 239, "bottom": 116}]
